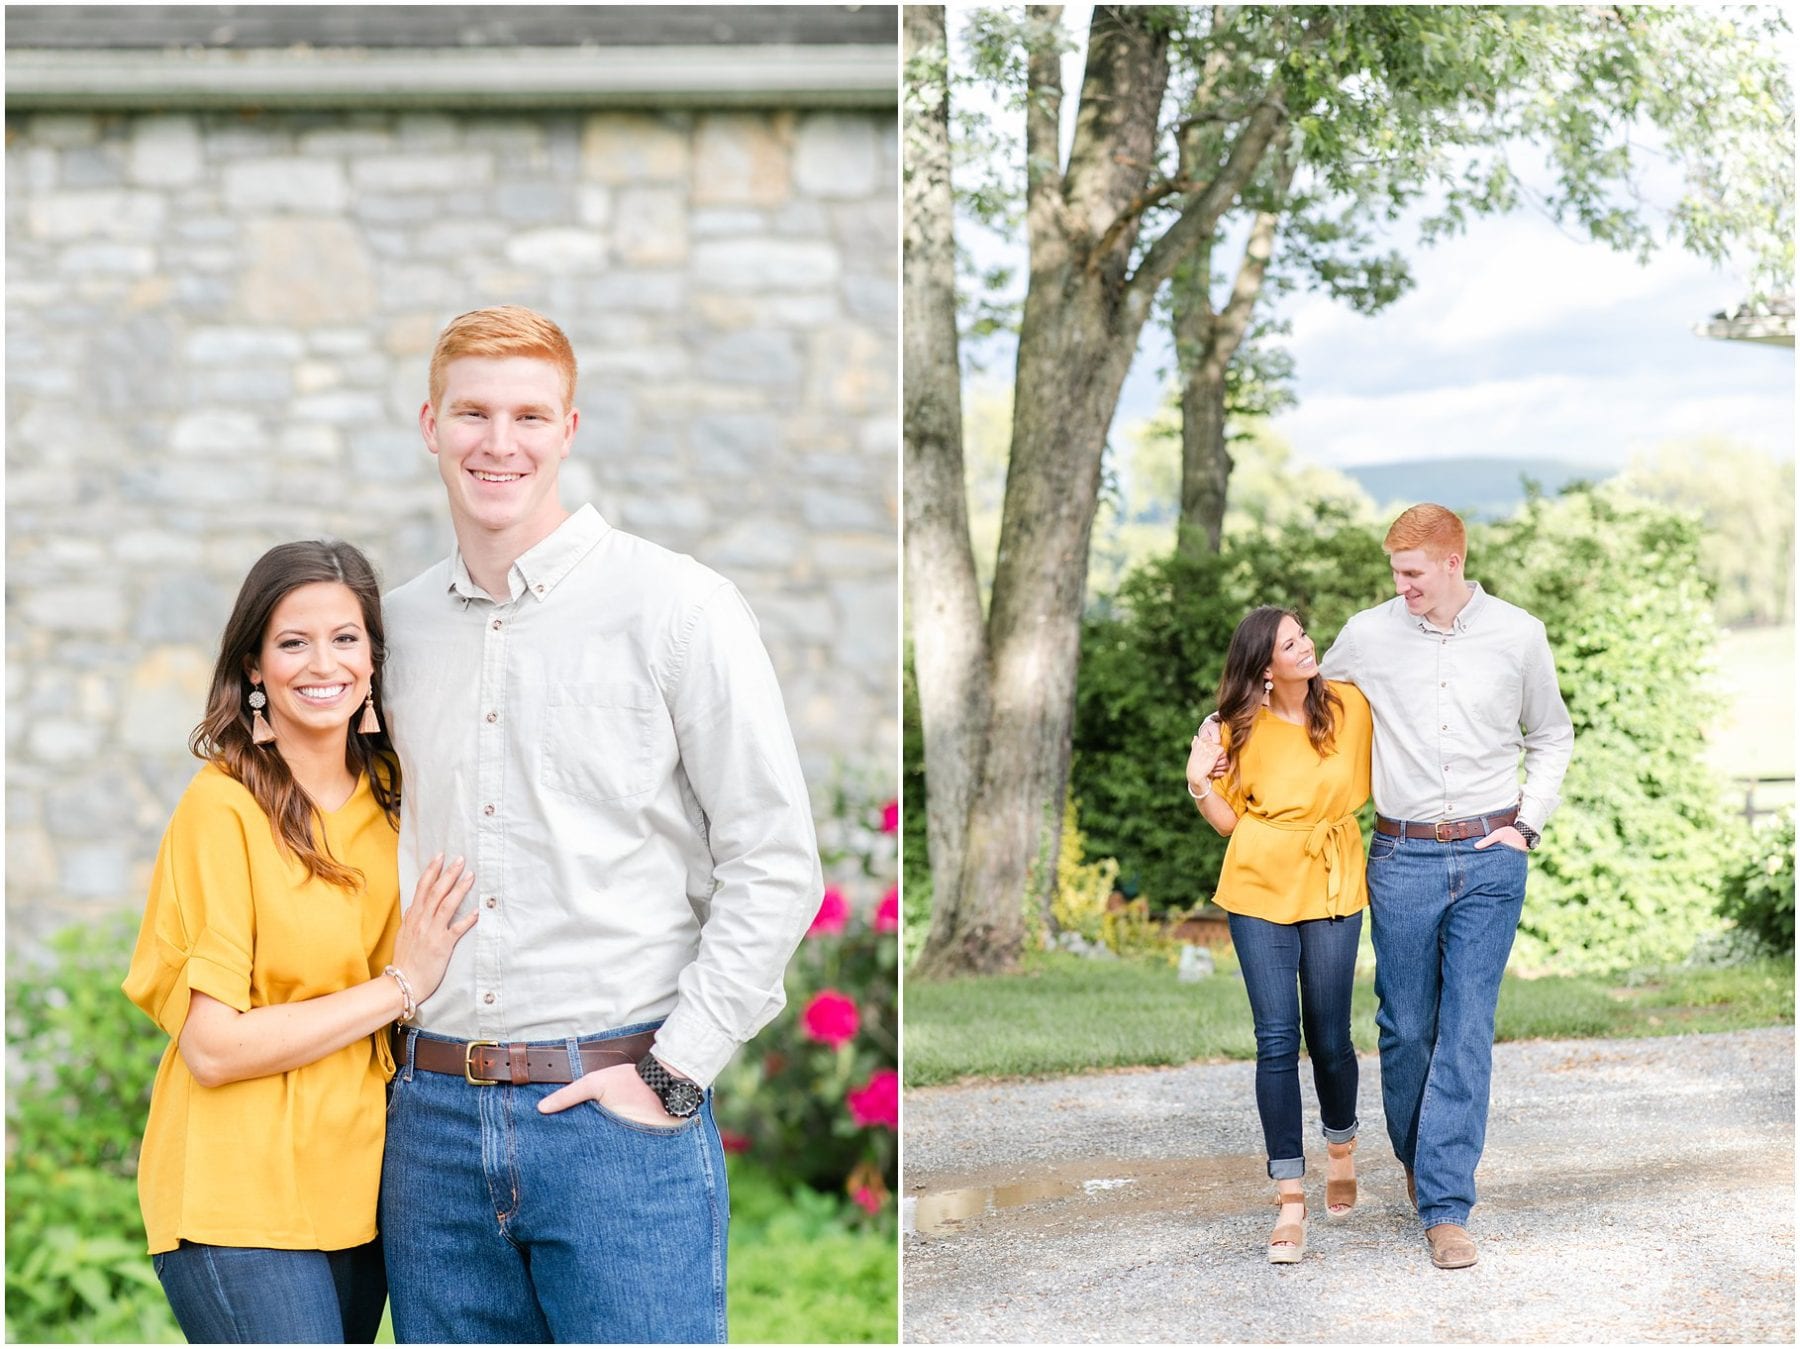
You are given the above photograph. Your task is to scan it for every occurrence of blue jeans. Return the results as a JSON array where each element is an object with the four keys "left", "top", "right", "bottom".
[
  {"left": 380, "top": 1022, "right": 729, "bottom": 1344},
  {"left": 153, "top": 1238, "right": 385, "bottom": 1343},
  {"left": 1227, "top": 910, "right": 1362, "bottom": 1180},
  {"left": 1368, "top": 830, "right": 1528, "bottom": 1229}
]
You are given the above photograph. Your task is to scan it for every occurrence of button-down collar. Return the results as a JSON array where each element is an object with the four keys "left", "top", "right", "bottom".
[
  {"left": 1409, "top": 580, "right": 1489, "bottom": 636},
  {"left": 445, "top": 504, "right": 612, "bottom": 605}
]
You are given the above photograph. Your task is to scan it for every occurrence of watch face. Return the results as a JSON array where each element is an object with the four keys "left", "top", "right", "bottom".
[{"left": 664, "top": 1078, "right": 705, "bottom": 1117}]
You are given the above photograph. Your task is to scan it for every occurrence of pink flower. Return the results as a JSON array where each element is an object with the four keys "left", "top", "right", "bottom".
[
  {"left": 873, "top": 886, "right": 900, "bottom": 935},
  {"left": 719, "top": 1129, "right": 752, "bottom": 1154},
  {"left": 880, "top": 799, "right": 899, "bottom": 834},
  {"left": 807, "top": 887, "right": 849, "bottom": 937},
  {"left": 852, "top": 1186, "right": 884, "bottom": 1215},
  {"left": 846, "top": 1068, "right": 899, "bottom": 1130},
  {"left": 800, "top": 990, "right": 860, "bottom": 1048}
]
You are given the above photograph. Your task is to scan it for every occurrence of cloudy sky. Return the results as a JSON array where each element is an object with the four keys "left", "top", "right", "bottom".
[{"left": 955, "top": 7, "right": 1795, "bottom": 473}]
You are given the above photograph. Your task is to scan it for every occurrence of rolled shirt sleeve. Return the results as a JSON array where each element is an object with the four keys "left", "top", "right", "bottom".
[{"left": 652, "top": 584, "right": 822, "bottom": 1085}]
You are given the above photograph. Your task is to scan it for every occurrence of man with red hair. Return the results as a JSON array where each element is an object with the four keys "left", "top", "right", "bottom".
[
  {"left": 1319, "top": 503, "right": 1573, "bottom": 1269},
  {"left": 377, "top": 305, "right": 821, "bottom": 1341}
]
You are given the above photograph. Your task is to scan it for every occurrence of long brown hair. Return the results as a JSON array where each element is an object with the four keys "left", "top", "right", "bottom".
[
  {"left": 189, "top": 540, "right": 400, "bottom": 889},
  {"left": 1215, "top": 606, "right": 1343, "bottom": 791}
]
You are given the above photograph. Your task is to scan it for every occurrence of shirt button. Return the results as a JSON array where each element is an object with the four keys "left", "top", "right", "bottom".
[
  {"left": 483, "top": 992, "right": 495, "bottom": 1005},
  {"left": 483, "top": 803, "right": 495, "bottom": 816},
  {"left": 491, "top": 618, "right": 503, "bottom": 631},
  {"left": 485, "top": 711, "right": 498, "bottom": 723},
  {"left": 484, "top": 895, "right": 497, "bottom": 909},
  {"left": 534, "top": 584, "right": 545, "bottom": 594}
]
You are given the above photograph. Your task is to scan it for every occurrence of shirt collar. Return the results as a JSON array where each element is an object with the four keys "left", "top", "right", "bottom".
[
  {"left": 1407, "top": 580, "right": 1487, "bottom": 636},
  {"left": 445, "top": 504, "right": 612, "bottom": 605}
]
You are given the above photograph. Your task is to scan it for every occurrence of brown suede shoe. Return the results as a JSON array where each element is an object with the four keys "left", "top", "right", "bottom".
[
  {"left": 1425, "top": 1223, "right": 1477, "bottom": 1269},
  {"left": 1404, "top": 1166, "right": 1415, "bottom": 1208}
]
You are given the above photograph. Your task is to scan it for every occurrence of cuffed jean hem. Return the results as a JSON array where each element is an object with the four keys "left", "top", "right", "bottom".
[
  {"left": 1322, "top": 1120, "right": 1359, "bottom": 1145},
  {"left": 1267, "top": 1156, "right": 1306, "bottom": 1181},
  {"left": 1420, "top": 1204, "right": 1472, "bottom": 1230}
]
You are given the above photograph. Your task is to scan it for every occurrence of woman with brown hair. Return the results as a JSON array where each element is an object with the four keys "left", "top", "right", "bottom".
[
  {"left": 123, "top": 540, "right": 477, "bottom": 1342},
  {"left": 1185, "top": 606, "right": 1373, "bottom": 1265}
]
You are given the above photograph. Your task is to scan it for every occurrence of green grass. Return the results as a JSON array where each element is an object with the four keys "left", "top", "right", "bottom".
[
  {"left": 726, "top": 1160, "right": 897, "bottom": 1344},
  {"left": 903, "top": 949, "right": 1794, "bottom": 1086}
]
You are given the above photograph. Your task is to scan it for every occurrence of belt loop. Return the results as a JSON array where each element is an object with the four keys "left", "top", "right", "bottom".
[
  {"left": 565, "top": 1036, "right": 584, "bottom": 1080},
  {"left": 401, "top": 1026, "right": 417, "bottom": 1083}
]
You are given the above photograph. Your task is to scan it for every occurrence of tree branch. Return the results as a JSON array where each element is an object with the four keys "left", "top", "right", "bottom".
[
  {"left": 1024, "top": 4, "right": 1070, "bottom": 256},
  {"left": 1124, "top": 93, "right": 1287, "bottom": 302}
]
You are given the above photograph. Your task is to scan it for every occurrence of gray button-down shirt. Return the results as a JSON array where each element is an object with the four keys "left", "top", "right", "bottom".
[
  {"left": 1319, "top": 583, "right": 1573, "bottom": 834},
  {"left": 381, "top": 504, "right": 822, "bottom": 1085}
]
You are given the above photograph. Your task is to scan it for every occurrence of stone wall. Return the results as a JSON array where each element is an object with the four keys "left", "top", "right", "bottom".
[{"left": 5, "top": 106, "right": 898, "bottom": 945}]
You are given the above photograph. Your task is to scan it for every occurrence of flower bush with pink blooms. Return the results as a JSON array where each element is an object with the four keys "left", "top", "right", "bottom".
[{"left": 715, "top": 776, "right": 898, "bottom": 1225}]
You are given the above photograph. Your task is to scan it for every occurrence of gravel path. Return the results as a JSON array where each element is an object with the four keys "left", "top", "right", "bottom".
[{"left": 902, "top": 1027, "right": 1794, "bottom": 1343}]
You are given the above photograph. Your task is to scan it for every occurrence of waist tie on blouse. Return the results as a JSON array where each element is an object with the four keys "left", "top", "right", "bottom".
[{"left": 1244, "top": 811, "right": 1361, "bottom": 917}]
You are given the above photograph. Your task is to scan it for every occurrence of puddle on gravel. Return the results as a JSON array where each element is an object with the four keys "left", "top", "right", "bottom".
[{"left": 903, "top": 1153, "right": 1276, "bottom": 1240}]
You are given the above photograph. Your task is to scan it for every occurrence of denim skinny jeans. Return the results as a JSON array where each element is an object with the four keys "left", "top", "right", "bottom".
[
  {"left": 1227, "top": 909, "right": 1362, "bottom": 1180},
  {"left": 154, "top": 1237, "right": 385, "bottom": 1343}
]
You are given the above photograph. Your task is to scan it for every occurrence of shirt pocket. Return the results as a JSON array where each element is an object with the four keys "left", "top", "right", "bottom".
[
  {"left": 1457, "top": 652, "right": 1523, "bottom": 738},
  {"left": 541, "top": 682, "right": 661, "bottom": 804}
]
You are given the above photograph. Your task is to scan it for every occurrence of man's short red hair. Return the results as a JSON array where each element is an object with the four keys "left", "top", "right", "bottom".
[
  {"left": 1383, "top": 503, "right": 1466, "bottom": 561},
  {"left": 427, "top": 305, "right": 577, "bottom": 411}
]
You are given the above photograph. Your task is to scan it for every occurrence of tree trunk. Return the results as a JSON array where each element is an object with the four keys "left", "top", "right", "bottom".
[
  {"left": 1175, "top": 133, "right": 1294, "bottom": 556},
  {"left": 902, "top": 6, "right": 990, "bottom": 948}
]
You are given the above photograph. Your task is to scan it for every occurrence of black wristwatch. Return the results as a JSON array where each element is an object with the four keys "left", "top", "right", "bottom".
[
  {"left": 637, "top": 1054, "right": 705, "bottom": 1118},
  {"left": 1515, "top": 822, "right": 1540, "bottom": 852}
]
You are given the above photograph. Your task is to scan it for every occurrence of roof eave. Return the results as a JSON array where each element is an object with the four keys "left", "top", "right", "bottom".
[{"left": 4, "top": 43, "right": 899, "bottom": 110}]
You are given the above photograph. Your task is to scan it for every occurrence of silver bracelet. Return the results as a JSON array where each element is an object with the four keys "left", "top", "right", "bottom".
[
  {"left": 1187, "top": 780, "right": 1213, "bottom": 801},
  {"left": 383, "top": 964, "right": 416, "bottom": 1023}
]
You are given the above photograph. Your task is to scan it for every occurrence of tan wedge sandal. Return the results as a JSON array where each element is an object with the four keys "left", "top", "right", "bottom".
[
  {"left": 1268, "top": 1189, "right": 1307, "bottom": 1264},
  {"left": 1325, "top": 1137, "right": 1357, "bottom": 1216}
]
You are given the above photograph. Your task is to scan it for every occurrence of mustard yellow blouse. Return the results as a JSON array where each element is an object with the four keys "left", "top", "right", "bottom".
[
  {"left": 1211, "top": 681, "right": 1373, "bottom": 924},
  {"left": 123, "top": 762, "right": 399, "bottom": 1254}
]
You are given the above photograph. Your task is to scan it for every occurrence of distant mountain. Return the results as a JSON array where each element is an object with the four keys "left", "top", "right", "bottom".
[{"left": 1341, "top": 457, "right": 1618, "bottom": 520}]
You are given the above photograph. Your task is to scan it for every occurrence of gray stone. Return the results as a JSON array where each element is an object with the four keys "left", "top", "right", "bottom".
[
  {"left": 27, "top": 114, "right": 101, "bottom": 148},
  {"left": 134, "top": 574, "right": 231, "bottom": 645},
  {"left": 279, "top": 423, "right": 344, "bottom": 461},
  {"left": 184, "top": 367, "right": 293, "bottom": 404},
  {"left": 772, "top": 201, "right": 831, "bottom": 237},
  {"left": 19, "top": 586, "right": 127, "bottom": 634},
  {"left": 293, "top": 390, "right": 384, "bottom": 423},
  {"left": 298, "top": 127, "right": 395, "bottom": 156},
  {"left": 416, "top": 220, "right": 510, "bottom": 258},
  {"left": 693, "top": 113, "right": 791, "bottom": 206},
  {"left": 800, "top": 486, "right": 888, "bottom": 531},
  {"left": 173, "top": 217, "right": 239, "bottom": 243},
  {"left": 26, "top": 719, "right": 105, "bottom": 763},
  {"left": 28, "top": 190, "right": 165, "bottom": 241},
  {"left": 128, "top": 115, "right": 204, "bottom": 186},
  {"left": 690, "top": 209, "right": 768, "bottom": 238},
  {"left": 46, "top": 775, "right": 141, "bottom": 837},
  {"left": 617, "top": 494, "right": 711, "bottom": 536},
  {"left": 794, "top": 114, "right": 881, "bottom": 199},
  {"left": 171, "top": 410, "right": 264, "bottom": 455},
  {"left": 394, "top": 113, "right": 461, "bottom": 149},
  {"left": 581, "top": 113, "right": 689, "bottom": 184},
  {"left": 843, "top": 274, "right": 897, "bottom": 325},
  {"left": 135, "top": 462, "right": 276, "bottom": 506},
  {"left": 698, "top": 331, "right": 802, "bottom": 387},
  {"left": 239, "top": 219, "right": 375, "bottom": 323},
  {"left": 582, "top": 272, "right": 686, "bottom": 314},
  {"left": 692, "top": 414, "right": 779, "bottom": 475},
  {"left": 59, "top": 843, "right": 132, "bottom": 898},
  {"left": 223, "top": 159, "right": 348, "bottom": 212},
  {"left": 495, "top": 181, "right": 569, "bottom": 223},
  {"left": 614, "top": 187, "right": 688, "bottom": 266},
  {"left": 184, "top": 327, "right": 307, "bottom": 364},
  {"left": 60, "top": 146, "right": 125, "bottom": 188},
  {"left": 350, "top": 154, "right": 495, "bottom": 192},
  {"left": 505, "top": 228, "right": 606, "bottom": 272},
  {"left": 350, "top": 429, "right": 428, "bottom": 483},
  {"left": 354, "top": 194, "right": 438, "bottom": 224},
  {"left": 113, "top": 530, "right": 206, "bottom": 565},
  {"left": 692, "top": 240, "right": 838, "bottom": 291},
  {"left": 708, "top": 519, "right": 808, "bottom": 569},
  {"left": 310, "top": 328, "right": 376, "bottom": 355}
]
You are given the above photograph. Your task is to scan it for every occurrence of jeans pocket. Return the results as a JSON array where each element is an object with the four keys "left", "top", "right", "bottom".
[
  {"left": 1368, "top": 835, "right": 1397, "bottom": 863},
  {"left": 587, "top": 1097, "right": 704, "bottom": 1138},
  {"left": 151, "top": 1252, "right": 165, "bottom": 1278}
]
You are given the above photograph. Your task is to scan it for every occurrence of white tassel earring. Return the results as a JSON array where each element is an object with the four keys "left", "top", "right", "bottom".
[
  {"left": 358, "top": 686, "right": 381, "bottom": 735},
  {"left": 248, "top": 685, "right": 276, "bottom": 744}
]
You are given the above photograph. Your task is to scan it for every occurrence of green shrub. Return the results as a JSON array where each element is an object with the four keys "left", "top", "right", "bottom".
[
  {"left": 714, "top": 779, "right": 898, "bottom": 1225},
  {"left": 1717, "top": 811, "right": 1796, "bottom": 952},
  {"left": 1478, "top": 486, "right": 1736, "bottom": 972},
  {"left": 6, "top": 917, "right": 180, "bottom": 1344}
]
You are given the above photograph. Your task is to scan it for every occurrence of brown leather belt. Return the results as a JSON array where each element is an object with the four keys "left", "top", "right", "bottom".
[
  {"left": 1375, "top": 808, "right": 1518, "bottom": 843},
  {"left": 403, "top": 1029, "right": 658, "bottom": 1086}
]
